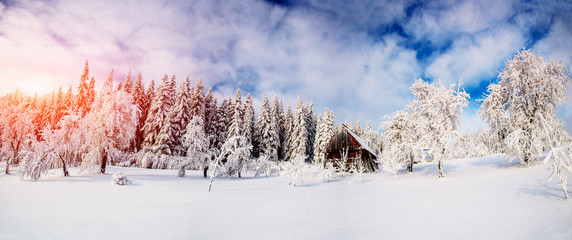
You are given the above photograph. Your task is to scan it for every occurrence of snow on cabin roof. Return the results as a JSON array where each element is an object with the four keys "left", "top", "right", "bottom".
[{"left": 341, "top": 124, "right": 378, "bottom": 158}]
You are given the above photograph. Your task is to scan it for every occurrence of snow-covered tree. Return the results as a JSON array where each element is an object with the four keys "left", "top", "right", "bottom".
[
  {"left": 156, "top": 76, "right": 192, "bottom": 156},
  {"left": 288, "top": 98, "right": 308, "bottom": 161},
  {"left": 132, "top": 72, "right": 147, "bottom": 151},
  {"left": 179, "top": 115, "right": 212, "bottom": 177},
  {"left": 313, "top": 108, "right": 335, "bottom": 165},
  {"left": 204, "top": 88, "right": 218, "bottom": 151},
  {"left": 141, "top": 75, "right": 176, "bottom": 154},
  {"left": 381, "top": 110, "right": 418, "bottom": 176},
  {"left": 19, "top": 112, "right": 84, "bottom": 180},
  {"left": 80, "top": 88, "right": 139, "bottom": 174},
  {"left": 76, "top": 60, "right": 94, "bottom": 117},
  {"left": 243, "top": 93, "right": 255, "bottom": 144},
  {"left": 480, "top": 50, "right": 571, "bottom": 164},
  {"left": 353, "top": 120, "right": 364, "bottom": 137},
  {"left": 409, "top": 78, "right": 469, "bottom": 178},
  {"left": 254, "top": 95, "right": 280, "bottom": 161},
  {"left": 304, "top": 102, "right": 316, "bottom": 162},
  {"left": 282, "top": 154, "right": 306, "bottom": 186},
  {"left": 0, "top": 94, "right": 34, "bottom": 174},
  {"left": 123, "top": 70, "right": 133, "bottom": 94},
  {"left": 363, "top": 121, "right": 380, "bottom": 155},
  {"left": 281, "top": 106, "right": 293, "bottom": 161}
]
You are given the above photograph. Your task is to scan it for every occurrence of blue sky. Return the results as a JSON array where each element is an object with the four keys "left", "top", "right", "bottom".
[{"left": 0, "top": 0, "right": 571, "bottom": 132}]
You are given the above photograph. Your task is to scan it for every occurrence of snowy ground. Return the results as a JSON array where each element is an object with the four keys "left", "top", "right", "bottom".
[{"left": 1, "top": 156, "right": 571, "bottom": 240}]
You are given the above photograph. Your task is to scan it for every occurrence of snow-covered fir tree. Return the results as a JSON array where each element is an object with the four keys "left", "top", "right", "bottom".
[
  {"left": 141, "top": 75, "right": 176, "bottom": 154},
  {"left": 218, "top": 100, "right": 252, "bottom": 177},
  {"left": 288, "top": 98, "right": 309, "bottom": 161},
  {"left": 123, "top": 70, "right": 133, "bottom": 94},
  {"left": 75, "top": 60, "right": 93, "bottom": 117},
  {"left": 243, "top": 93, "right": 255, "bottom": 144},
  {"left": 132, "top": 73, "right": 147, "bottom": 151},
  {"left": 155, "top": 76, "right": 193, "bottom": 156},
  {"left": 204, "top": 88, "right": 218, "bottom": 151},
  {"left": 180, "top": 115, "right": 212, "bottom": 177},
  {"left": 313, "top": 108, "right": 335, "bottom": 165},
  {"left": 363, "top": 121, "right": 380, "bottom": 155},
  {"left": 255, "top": 95, "right": 280, "bottom": 161},
  {"left": 304, "top": 102, "right": 316, "bottom": 162},
  {"left": 281, "top": 106, "right": 293, "bottom": 161},
  {"left": 353, "top": 120, "right": 364, "bottom": 137},
  {"left": 480, "top": 50, "right": 571, "bottom": 164}
]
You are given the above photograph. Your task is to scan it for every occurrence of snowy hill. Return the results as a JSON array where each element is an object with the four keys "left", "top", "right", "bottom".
[{"left": 1, "top": 156, "right": 571, "bottom": 240}]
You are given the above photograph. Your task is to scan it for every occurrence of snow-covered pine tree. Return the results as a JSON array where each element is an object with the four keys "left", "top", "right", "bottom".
[
  {"left": 81, "top": 83, "right": 139, "bottom": 174},
  {"left": 313, "top": 113, "right": 324, "bottom": 163},
  {"left": 123, "top": 70, "right": 133, "bottom": 95},
  {"left": 270, "top": 96, "right": 283, "bottom": 159},
  {"left": 313, "top": 108, "right": 335, "bottom": 165},
  {"left": 204, "top": 88, "right": 218, "bottom": 151},
  {"left": 281, "top": 106, "right": 293, "bottom": 161},
  {"left": 255, "top": 95, "right": 280, "bottom": 161},
  {"left": 409, "top": 79, "right": 469, "bottom": 178},
  {"left": 243, "top": 93, "right": 255, "bottom": 145},
  {"left": 132, "top": 72, "right": 147, "bottom": 151},
  {"left": 50, "top": 87, "right": 65, "bottom": 127},
  {"left": 288, "top": 98, "right": 309, "bottom": 161},
  {"left": 75, "top": 60, "right": 91, "bottom": 117},
  {"left": 156, "top": 76, "right": 193, "bottom": 156},
  {"left": 141, "top": 75, "right": 176, "bottom": 154},
  {"left": 190, "top": 78, "right": 205, "bottom": 118},
  {"left": 480, "top": 50, "right": 571, "bottom": 164},
  {"left": 276, "top": 99, "right": 286, "bottom": 160},
  {"left": 218, "top": 100, "right": 252, "bottom": 177},
  {"left": 232, "top": 88, "right": 242, "bottom": 121},
  {"left": 214, "top": 98, "right": 231, "bottom": 154},
  {"left": 180, "top": 115, "right": 211, "bottom": 177},
  {"left": 304, "top": 102, "right": 316, "bottom": 162},
  {"left": 353, "top": 120, "right": 364, "bottom": 137},
  {"left": 363, "top": 121, "right": 380, "bottom": 155}
]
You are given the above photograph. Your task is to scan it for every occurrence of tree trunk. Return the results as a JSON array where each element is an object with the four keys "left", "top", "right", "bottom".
[
  {"left": 408, "top": 152, "right": 414, "bottom": 172},
  {"left": 203, "top": 166, "right": 208, "bottom": 178},
  {"left": 60, "top": 156, "right": 69, "bottom": 177},
  {"left": 100, "top": 151, "right": 107, "bottom": 174},
  {"left": 4, "top": 157, "right": 9, "bottom": 174},
  {"left": 438, "top": 161, "right": 444, "bottom": 178}
]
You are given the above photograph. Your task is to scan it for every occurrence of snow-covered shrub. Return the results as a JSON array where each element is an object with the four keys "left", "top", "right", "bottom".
[
  {"left": 281, "top": 155, "right": 306, "bottom": 186},
  {"left": 111, "top": 172, "right": 132, "bottom": 185},
  {"left": 254, "top": 155, "right": 279, "bottom": 177},
  {"left": 316, "top": 161, "right": 336, "bottom": 182},
  {"left": 543, "top": 144, "right": 572, "bottom": 199},
  {"left": 18, "top": 150, "right": 51, "bottom": 181},
  {"left": 218, "top": 136, "right": 253, "bottom": 178}
]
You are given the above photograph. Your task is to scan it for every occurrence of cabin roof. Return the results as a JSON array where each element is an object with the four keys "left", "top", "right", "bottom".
[{"left": 341, "top": 124, "right": 378, "bottom": 158}]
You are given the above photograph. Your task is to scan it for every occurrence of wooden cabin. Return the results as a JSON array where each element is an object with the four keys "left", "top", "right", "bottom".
[{"left": 325, "top": 124, "right": 379, "bottom": 172}]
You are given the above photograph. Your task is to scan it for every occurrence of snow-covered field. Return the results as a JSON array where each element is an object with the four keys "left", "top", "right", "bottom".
[{"left": 1, "top": 156, "right": 571, "bottom": 240}]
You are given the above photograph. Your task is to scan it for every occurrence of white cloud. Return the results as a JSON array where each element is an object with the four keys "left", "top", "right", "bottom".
[{"left": 425, "top": 27, "right": 525, "bottom": 87}]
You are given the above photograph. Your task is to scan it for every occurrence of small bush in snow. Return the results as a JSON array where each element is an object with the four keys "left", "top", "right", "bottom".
[
  {"left": 254, "top": 155, "right": 279, "bottom": 177},
  {"left": 112, "top": 172, "right": 132, "bottom": 185},
  {"left": 282, "top": 155, "right": 305, "bottom": 186},
  {"left": 316, "top": 161, "right": 337, "bottom": 182}
]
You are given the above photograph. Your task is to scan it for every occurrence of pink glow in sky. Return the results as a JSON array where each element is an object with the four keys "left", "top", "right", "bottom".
[{"left": 0, "top": 0, "right": 571, "bottom": 132}]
